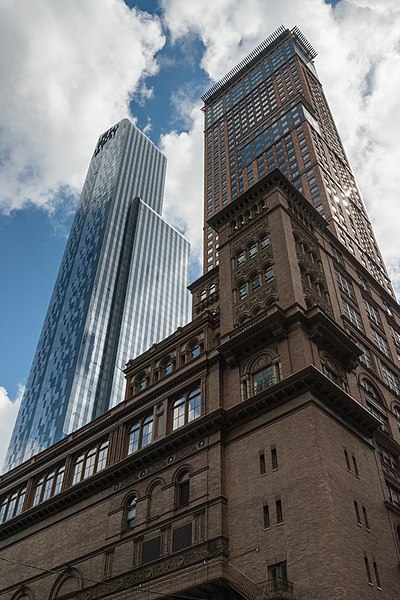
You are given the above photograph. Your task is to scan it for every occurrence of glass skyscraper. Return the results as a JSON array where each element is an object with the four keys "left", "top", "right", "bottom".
[{"left": 3, "top": 119, "right": 190, "bottom": 472}]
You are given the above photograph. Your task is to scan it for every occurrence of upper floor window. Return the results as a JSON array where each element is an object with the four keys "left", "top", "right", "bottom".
[
  {"left": 342, "top": 299, "right": 364, "bottom": 332},
  {"left": 172, "top": 387, "right": 201, "bottom": 430},
  {"left": 381, "top": 362, "right": 400, "bottom": 395},
  {"left": 128, "top": 414, "right": 153, "bottom": 454},
  {"left": 238, "top": 281, "right": 248, "bottom": 300},
  {"left": 126, "top": 495, "right": 137, "bottom": 530},
  {"left": 366, "top": 401, "right": 390, "bottom": 434},
  {"left": 136, "top": 372, "right": 148, "bottom": 392},
  {"left": 176, "top": 471, "right": 190, "bottom": 508},
  {"left": 248, "top": 243, "right": 258, "bottom": 259},
  {"left": 72, "top": 440, "right": 109, "bottom": 485},
  {"left": 335, "top": 270, "right": 355, "bottom": 300},
  {"left": 260, "top": 233, "right": 270, "bottom": 250},
  {"left": 33, "top": 465, "right": 65, "bottom": 506},
  {"left": 0, "top": 486, "right": 26, "bottom": 524},
  {"left": 253, "top": 364, "right": 279, "bottom": 395},
  {"left": 264, "top": 265, "right": 274, "bottom": 283},
  {"left": 363, "top": 298, "right": 382, "bottom": 327},
  {"left": 236, "top": 250, "right": 245, "bottom": 267}
]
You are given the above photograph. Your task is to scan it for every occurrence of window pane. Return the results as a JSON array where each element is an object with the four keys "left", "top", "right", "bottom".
[
  {"left": 53, "top": 467, "right": 65, "bottom": 496},
  {"left": 173, "top": 397, "right": 185, "bottom": 430},
  {"left": 97, "top": 441, "right": 109, "bottom": 471},
  {"left": 42, "top": 472, "right": 55, "bottom": 501},
  {"left": 188, "top": 387, "right": 201, "bottom": 422},
  {"left": 33, "top": 478, "right": 44, "bottom": 506},
  {"left": 128, "top": 423, "right": 140, "bottom": 454},
  {"left": 72, "top": 455, "right": 85, "bottom": 485},
  {"left": 142, "top": 417, "right": 153, "bottom": 447},
  {"left": 253, "top": 366, "right": 274, "bottom": 394},
  {"left": 84, "top": 449, "right": 97, "bottom": 479},
  {"left": 127, "top": 496, "right": 137, "bottom": 529}
]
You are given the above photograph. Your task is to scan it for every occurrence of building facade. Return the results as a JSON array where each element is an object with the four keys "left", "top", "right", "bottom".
[
  {"left": 1, "top": 27, "right": 400, "bottom": 600},
  {"left": 3, "top": 120, "right": 190, "bottom": 472}
]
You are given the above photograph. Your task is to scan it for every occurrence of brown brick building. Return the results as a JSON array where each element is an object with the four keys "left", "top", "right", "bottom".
[{"left": 1, "top": 27, "right": 400, "bottom": 600}]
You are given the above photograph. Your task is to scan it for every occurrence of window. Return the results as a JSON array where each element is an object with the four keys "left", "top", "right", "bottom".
[
  {"left": 353, "top": 338, "right": 373, "bottom": 369},
  {"left": 352, "top": 454, "right": 359, "bottom": 477},
  {"left": 251, "top": 273, "right": 261, "bottom": 292},
  {"left": 271, "top": 448, "right": 278, "bottom": 470},
  {"left": 249, "top": 243, "right": 258, "bottom": 259},
  {"left": 72, "top": 440, "right": 109, "bottom": 485},
  {"left": 126, "top": 495, "right": 137, "bottom": 530},
  {"left": 344, "top": 449, "right": 351, "bottom": 471},
  {"left": 189, "top": 342, "right": 201, "bottom": 359},
  {"left": 253, "top": 365, "right": 276, "bottom": 394},
  {"left": 32, "top": 465, "right": 65, "bottom": 506},
  {"left": 372, "top": 330, "right": 391, "bottom": 357},
  {"left": 268, "top": 561, "right": 287, "bottom": 583},
  {"left": 136, "top": 372, "right": 148, "bottom": 392},
  {"left": 342, "top": 299, "right": 364, "bottom": 331},
  {"left": 260, "top": 233, "right": 270, "bottom": 250},
  {"left": 0, "top": 486, "right": 26, "bottom": 524},
  {"left": 354, "top": 500, "right": 361, "bottom": 525},
  {"left": 238, "top": 281, "right": 248, "bottom": 300},
  {"left": 335, "top": 270, "right": 355, "bottom": 299},
  {"left": 364, "top": 556, "right": 373, "bottom": 584},
  {"left": 381, "top": 362, "right": 400, "bottom": 395},
  {"left": 377, "top": 443, "right": 397, "bottom": 469},
  {"left": 363, "top": 298, "right": 381, "bottom": 327},
  {"left": 176, "top": 472, "right": 190, "bottom": 508},
  {"left": 388, "top": 484, "right": 400, "bottom": 508},
  {"left": 264, "top": 265, "right": 274, "bottom": 283},
  {"left": 373, "top": 562, "right": 381, "bottom": 588},
  {"left": 259, "top": 453, "right": 266, "bottom": 475},
  {"left": 276, "top": 499, "right": 283, "bottom": 524},
  {"left": 236, "top": 251, "right": 245, "bottom": 267},
  {"left": 162, "top": 357, "right": 173, "bottom": 376},
  {"left": 263, "top": 504, "right": 270, "bottom": 528},
  {"left": 128, "top": 415, "right": 153, "bottom": 454},
  {"left": 362, "top": 506, "right": 370, "bottom": 530},
  {"left": 172, "top": 386, "right": 201, "bottom": 430}
]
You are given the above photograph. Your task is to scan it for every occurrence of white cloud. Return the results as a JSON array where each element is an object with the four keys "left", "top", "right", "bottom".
[
  {"left": 159, "top": 102, "right": 204, "bottom": 276},
  {"left": 0, "top": 0, "right": 165, "bottom": 214},
  {"left": 0, "top": 386, "right": 23, "bottom": 472},
  {"left": 161, "top": 0, "right": 400, "bottom": 292}
]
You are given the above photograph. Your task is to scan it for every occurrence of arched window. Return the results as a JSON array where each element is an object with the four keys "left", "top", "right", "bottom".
[
  {"left": 321, "top": 355, "right": 348, "bottom": 391},
  {"left": 128, "top": 414, "right": 153, "bottom": 454},
  {"left": 136, "top": 372, "right": 148, "bottom": 392},
  {"left": 253, "top": 366, "right": 275, "bottom": 394},
  {"left": 246, "top": 355, "right": 281, "bottom": 397},
  {"left": 0, "top": 486, "right": 26, "bottom": 524},
  {"left": 33, "top": 465, "right": 65, "bottom": 507},
  {"left": 200, "top": 289, "right": 207, "bottom": 301},
  {"left": 238, "top": 281, "right": 248, "bottom": 300},
  {"left": 126, "top": 495, "right": 137, "bottom": 530},
  {"left": 248, "top": 243, "right": 258, "bottom": 259},
  {"left": 361, "top": 378, "right": 381, "bottom": 402},
  {"left": 72, "top": 440, "right": 109, "bottom": 485},
  {"left": 161, "top": 356, "right": 173, "bottom": 376},
  {"left": 188, "top": 339, "right": 201, "bottom": 360},
  {"left": 209, "top": 283, "right": 217, "bottom": 295},
  {"left": 251, "top": 272, "right": 261, "bottom": 292},
  {"left": 172, "top": 387, "right": 202, "bottom": 430},
  {"left": 393, "top": 404, "right": 400, "bottom": 420},
  {"left": 236, "top": 250, "right": 245, "bottom": 267},
  {"left": 260, "top": 233, "right": 270, "bottom": 250},
  {"left": 264, "top": 265, "right": 274, "bottom": 283},
  {"left": 176, "top": 471, "right": 190, "bottom": 508}
]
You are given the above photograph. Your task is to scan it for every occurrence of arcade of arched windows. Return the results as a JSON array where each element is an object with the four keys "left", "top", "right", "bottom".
[{"left": 230, "top": 198, "right": 268, "bottom": 235}]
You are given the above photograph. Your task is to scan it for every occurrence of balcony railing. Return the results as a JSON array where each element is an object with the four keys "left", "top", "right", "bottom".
[{"left": 263, "top": 577, "right": 294, "bottom": 600}]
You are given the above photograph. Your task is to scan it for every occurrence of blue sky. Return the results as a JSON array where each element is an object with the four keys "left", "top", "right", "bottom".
[{"left": 1, "top": 0, "right": 400, "bottom": 465}]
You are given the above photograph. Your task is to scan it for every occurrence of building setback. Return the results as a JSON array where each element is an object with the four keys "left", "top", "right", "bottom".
[
  {"left": 3, "top": 119, "right": 190, "bottom": 472},
  {"left": 1, "top": 26, "right": 400, "bottom": 600}
]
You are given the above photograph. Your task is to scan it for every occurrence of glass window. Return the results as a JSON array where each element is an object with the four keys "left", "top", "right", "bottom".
[
  {"left": 176, "top": 472, "right": 190, "bottom": 508},
  {"left": 173, "top": 396, "right": 186, "bottom": 430},
  {"left": 249, "top": 243, "right": 258, "bottom": 259},
  {"left": 253, "top": 366, "right": 275, "bottom": 394},
  {"left": 141, "top": 416, "right": 153, "bottom": 447},
  {"left": 173, "top": 386, "right": 202, "bottom": 430},
  {"left": 264, "top": 265, "right": 274, "bottom": 283},
  {"left": 126, "top": 495, "right": 137, "bottom": 530},
  {"left": 238, "top": 281, "right": 248, "bottom": 300},
  {"left": 128, "top": 422, "right": 140, "bottom": 454},
  {"left": 251, "top": 273, "right": 261, "bottom": 292}
]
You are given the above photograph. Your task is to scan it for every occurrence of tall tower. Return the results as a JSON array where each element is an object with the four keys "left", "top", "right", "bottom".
[
  {"left": 202, "top": 26, "right": 392, "bottom": 298},
  {"left": 3, "top": 119, "right": 190, "bottom": 472}
]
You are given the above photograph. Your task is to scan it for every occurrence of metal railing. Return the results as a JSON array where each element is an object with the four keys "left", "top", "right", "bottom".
[{"left": 263, "top": 577, "right": 294, "bottom": 599}]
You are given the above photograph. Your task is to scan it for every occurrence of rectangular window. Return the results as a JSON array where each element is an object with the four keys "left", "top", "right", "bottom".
[
  {"left": 372, "top": 330, "right": 391, "bottom": 357},
  {"left": 352, "top": 454, "right": 359, "bottom": 477},
  {"left": 271, "top": 448, "right": 278, "bottom": 470},
  {"left": 276, "top": 500, "right": 283, "bottom": 524},
  {"left": 342, "top": 299, "right": 364, "bottom": 331},
  {"left": 364, "top": 556, "right": 373, "bottom": 584},
  {"left": 362, "top": 506, "right": 370, "bottom": 530},
  {"left": 263, "top": 505, "right": 270, "bottom": 528},
  {"left": 363, "top": 298, "right": 381, "bottom": 327},
  {"left": 259, "top": 453, "right": 266, "bottom": 475},
  {"left": 344, "top": 449, "right": 351, "bottom": 471},
  {"left": 335, "top": 270, "right": 355, "bottom": 299},
  {"left": 354, "top": 501, "right": 361, "bottom": 525},
  {"left": 388, "top": 484, "right": 400, "bottom": 508},
  {"left": 381, "top": 362, "right": 400, "bottom": 395},
  {"left": 373, "top": 562, "right": 381, "bottom": 588},
  {"left": 172, "top": 523, "right": 192, "bottom": 553}
]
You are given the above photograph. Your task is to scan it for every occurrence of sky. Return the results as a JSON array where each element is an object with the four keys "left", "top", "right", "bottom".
[{"left": 1, "top": 0, "right": 400, "bottom": 467}]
